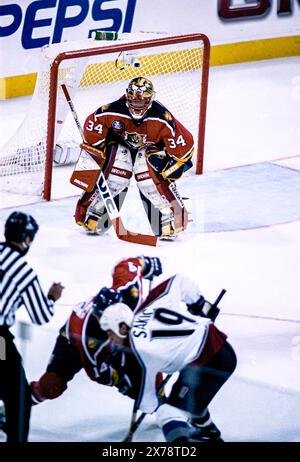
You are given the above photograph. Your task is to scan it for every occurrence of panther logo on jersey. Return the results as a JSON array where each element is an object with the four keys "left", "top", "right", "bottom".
[{"left": 124, "top": 132, "right": 147, "bottom": 149}]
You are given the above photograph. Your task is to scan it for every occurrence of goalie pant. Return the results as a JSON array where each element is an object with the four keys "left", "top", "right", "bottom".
[
  {"left": 30, "top": 258, "right": 159, "bottom": 403},
  {"left": 130, "top": 274, "right": 237, "bottom": 442},
  {"left": 75, "top": 96, "right": 193, "bottom": 236}
]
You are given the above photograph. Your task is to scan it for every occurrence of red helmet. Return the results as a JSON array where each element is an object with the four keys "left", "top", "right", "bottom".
[{"left": 126, "top": 77, "right": 155, "bottom": 120}]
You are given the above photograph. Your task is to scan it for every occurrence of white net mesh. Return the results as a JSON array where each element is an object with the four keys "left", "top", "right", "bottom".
[{"left": 0, "top": 33, "right": 207, "bottom": 197}]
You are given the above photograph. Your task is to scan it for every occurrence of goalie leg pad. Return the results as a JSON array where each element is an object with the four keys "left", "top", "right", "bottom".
[
  {"left": 84, "top": 144, "right": 133, "bottom": 233},
  {"left": 75, "top": 189, "right": 99, "bottom": 226},
  {"left": 134, "top": 151, "right": 187, "bottom": 237},
  {"left": 70, "top": 144, "right": 107, "bottom": 193},
  {"left": 87, "top": 189, "right": 128, "bottom": 234},
  {"left": 137, "top": 190, "right": 168, "bottom": 236},
  {"left": 134, "top": 150, "right": 170, "bottom": 209},
  {"left": 102, "top": 144, "right": 132, "bottom": 200},
  {"left": 150, "top": 167, "right": 188, "bottom": 234}
]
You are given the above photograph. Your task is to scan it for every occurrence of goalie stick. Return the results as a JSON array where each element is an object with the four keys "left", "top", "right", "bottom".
[
  {"left": 122, "top": 287, "right": 227, "bottom": 442},
  {"left": 61, "top": 84, "right": 158, "bottom": 247}
]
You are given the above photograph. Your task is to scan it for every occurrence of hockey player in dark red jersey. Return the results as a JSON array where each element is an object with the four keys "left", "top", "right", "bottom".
[
  {"left": 30, "top": 256, "right": 162, "bottom": 406},
  {"left": 73, "top": 77, "right": 194, "bottom": 239}
]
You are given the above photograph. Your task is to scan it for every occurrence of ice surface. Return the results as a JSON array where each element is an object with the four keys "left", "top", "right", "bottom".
[{"left": 0, "top": 57, "right": 299, "bottom": 442}]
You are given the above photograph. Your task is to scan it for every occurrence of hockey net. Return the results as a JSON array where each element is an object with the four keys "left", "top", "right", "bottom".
[{"left": 0, "top": 33, "right": 210, "bottom": 199}]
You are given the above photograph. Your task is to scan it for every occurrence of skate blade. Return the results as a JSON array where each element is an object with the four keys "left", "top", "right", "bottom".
[{"left": 159, "top": 234, "right": 178, "bottom": 241}]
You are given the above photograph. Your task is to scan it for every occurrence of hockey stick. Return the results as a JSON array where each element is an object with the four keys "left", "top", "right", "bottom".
[
  {"left": 205, "top": 288, "right": 226, "bottom": 321},
  {"left": 214, "top": 288, "right": 226, "bottom": 305},
  {"left": 122, "top": 275, "right": 154, "bottom": 442},
  {"left": 123, "top": 373, "right": 173, "bottom": 442},
  {"left": 122, "top": 287, "right": 226, "bottom": 442},
  {"left": 61, "top": 84, "right": 158, "bottom": 247},
  {"left": 149, "top": 277, "right": 154, "bottom": 292}
]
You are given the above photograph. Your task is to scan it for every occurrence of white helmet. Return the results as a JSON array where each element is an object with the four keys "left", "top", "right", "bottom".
[{"left": 100, "top": 303, "right": 133, "bottom": 338}]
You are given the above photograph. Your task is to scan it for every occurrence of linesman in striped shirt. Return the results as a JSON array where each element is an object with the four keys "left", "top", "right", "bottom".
[{"left": 0, "top": 211, "right": 64, "bottom": 442}]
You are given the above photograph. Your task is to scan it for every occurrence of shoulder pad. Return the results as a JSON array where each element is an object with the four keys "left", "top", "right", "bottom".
[
  {"left": 96, "top": 96, "right": 127, "bottom": 116},
  {"left": 96, "top": 103, "right": 111, "bottom": 115},
  {"left": 163, "top": 111, "right": 173, "bottom": 122},
  {"left": 149, "top": 101, "right": 175, "bottom": 129}
]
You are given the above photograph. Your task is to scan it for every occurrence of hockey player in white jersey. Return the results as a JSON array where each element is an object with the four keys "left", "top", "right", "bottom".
[{"left": 126, "top": 274, "right": 236, "bottom": 442}]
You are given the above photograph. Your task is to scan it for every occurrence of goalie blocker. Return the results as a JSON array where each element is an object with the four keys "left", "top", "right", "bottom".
[{"left": 70, "top": 142, "right": 106, "bottom": 193}]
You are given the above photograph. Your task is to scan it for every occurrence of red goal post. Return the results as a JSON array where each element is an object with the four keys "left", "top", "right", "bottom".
[{"left": 45, "top": 33, "right": 210, "bottom": 200}]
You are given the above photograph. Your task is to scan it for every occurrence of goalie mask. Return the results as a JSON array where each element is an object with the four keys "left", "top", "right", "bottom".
[
  {"left": 126, "top": 77, "right": 155, "bottom": 121},
  {"left": 100, "top": 303, "right": 133, "bottom": 338}
]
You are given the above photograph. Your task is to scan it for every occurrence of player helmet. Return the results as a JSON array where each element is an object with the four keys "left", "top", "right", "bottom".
[
  {"left": 100, "top": 303, "right": 133, "bottom": 338},
  {"left": 93, "top": 287, "right": 122, "bottom": 317},
  {"left": 4, "top": 211, "right": 39, "bottom": 243},
  {"left": 125, "top": 77, "right": 155, "bottom": 120}
]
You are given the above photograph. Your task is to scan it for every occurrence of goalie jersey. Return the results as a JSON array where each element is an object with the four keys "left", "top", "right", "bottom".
[
  {"left": 83, "top": 96, "right": 194, "bottom": 162},
  {"left": 130, "top": 274, "right": 227, "bottom": 414}
]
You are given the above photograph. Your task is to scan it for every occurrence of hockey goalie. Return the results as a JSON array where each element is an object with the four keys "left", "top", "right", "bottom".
[{"left": 71, "top": 77, "right": 194, "bottom": 239}]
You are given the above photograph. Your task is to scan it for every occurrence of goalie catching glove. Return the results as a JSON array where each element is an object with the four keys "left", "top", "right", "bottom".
[
  {"left": 70, "top": 142, "right": 108, "bottom": 193},
  {"left": 145, "top": 145, "right": 193, "bottom": 181}
]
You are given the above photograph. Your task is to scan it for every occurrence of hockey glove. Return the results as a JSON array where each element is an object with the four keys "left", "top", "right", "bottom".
[
  {"left": 146, "top": 144, "right": 194, "bottom": 182},
  {"left": 97, "top": 365, "right": 115, "bottom": 386},
  {"left": 147, "top": 153, "right": 193, "bottom": 182},
  {"left": 48, "top": 282, "right": 64, "bottom": 302},
  {"left": 112, "top": 370, "right": 132, "bottom": 396},
  {"left": 187, "top": 296, "right": 220, "bottom": 322},
  {"left": 146, "top": 148, "right": 169, "bottom": 174},
  {"left": 161, "top": 158, "right": 193, "bottom": 181},
  {"left": 93, "top": 287, "right": 122, "bottom": 317},
  {"left": 140, "top": 256, "right": 162, "bottom": 280}
]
